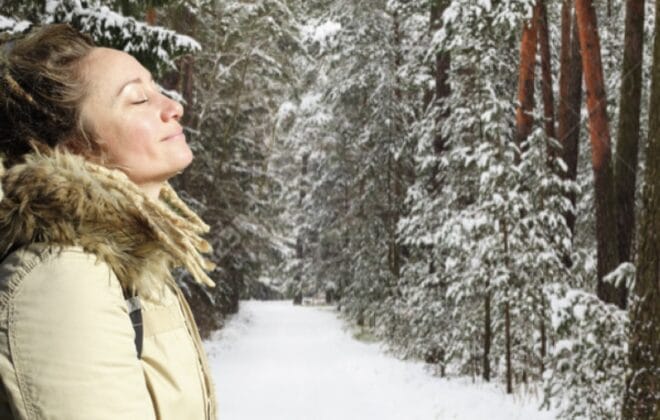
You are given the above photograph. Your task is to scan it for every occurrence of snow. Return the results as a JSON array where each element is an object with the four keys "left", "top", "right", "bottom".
[
  {"left": 0, "top": 15, "right": 15, "bottom": 31},
  {"left": 0, "top": 15, "right": 31, "bottom": 33},
  {"left": 204, "top": 300, "right": 556, "bottom": 420},
  {"left": 301, "top": 20, "right": 341, "bottom": 44}
]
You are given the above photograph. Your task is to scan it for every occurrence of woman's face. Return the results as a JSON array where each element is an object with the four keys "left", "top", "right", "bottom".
[{"left": 79, "top": 47, "right": 193, "bottom": 191}]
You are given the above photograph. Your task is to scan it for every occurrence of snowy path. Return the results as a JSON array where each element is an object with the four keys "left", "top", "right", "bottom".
[{"left": 204, "top": 301, "right": 556, "bottom": 420}]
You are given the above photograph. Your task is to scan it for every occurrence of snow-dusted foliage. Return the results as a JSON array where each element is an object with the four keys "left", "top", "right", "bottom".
[
  {"left": 176, "top": 0, "right": 303, "bottom": 319},
  {"left": 271, "top": 0, "right": 419, "bottom": 309},
  {"left": 544, "top": 286, "right": 629, "bottom": 419},
  {"left": 49, "top": 0, "right": 199, "bottom": 70},
  {"left": 1, "top": 0, "right": 198, "bottom": 73}
]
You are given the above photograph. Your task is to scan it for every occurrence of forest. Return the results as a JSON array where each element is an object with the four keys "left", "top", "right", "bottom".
[{"left": 1, "top": 0, "right": 659, "bottom": 418}]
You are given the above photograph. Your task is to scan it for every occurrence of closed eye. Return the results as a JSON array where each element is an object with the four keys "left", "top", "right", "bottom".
[{"left": 132, "top": 98, "right": 149, "bottom": 105}]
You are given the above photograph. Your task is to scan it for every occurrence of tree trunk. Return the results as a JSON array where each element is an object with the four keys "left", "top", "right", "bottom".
[
  {"left": 502, "top": 219, "right": 513, "bottom": 394},
  {"left": 508, "top": 4, "right": 541, "bottom": 391},
  {"left": 537, "top": 1, "right": 556, "bottom": 156},
  {"left": 575, "top": 0, "right": 624, "bottom": 308},
  {"left": 164, "top": 6, "right": 197, "bottom": 128},
  {"left": 293, "top": 153, "right": 309, "bottom": 306},
  {"left": 146, "top": 7, "right": 157, "bottom": 25},
  {"left": 537, "top": 10, "right": 559, "bottom": 360},
  {"left": 622, "top": 1, "right": 660, "bottom": 416},
  {"left": 432, "top": 0, "right": 451, "bottom": 155},
  {"left": 483, "top": 290, "right": 492, "bottom": 381},
  {"left": 505, "top": 298, "right": 513, "bottom": 394},
  {"left": 389, "top": 11, "right": 403, "bottom": 281},
  {"left": 425, "top": 0, "right": 451, "bottom": 192},
  {"left": 540, "top": 314, "right": 546, "bottom": 375},
  {"left": 557, "top": 0, "right": 583, "bottom": 238},
  {"left": 614, "top": 0, "right": 645, "bottom": 276},
  {"left": 515, "top": 3, "right": 540, "bottom": 147}
]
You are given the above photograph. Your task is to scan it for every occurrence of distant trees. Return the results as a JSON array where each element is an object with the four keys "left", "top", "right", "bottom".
[
  {"left": 276, "top": 0, "right": 659, "bottom": 418},
  {"left": 172, "top": 0, "right": 301, "bottom": 327}
]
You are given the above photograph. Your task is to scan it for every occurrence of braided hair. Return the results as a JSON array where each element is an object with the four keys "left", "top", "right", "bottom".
[{"left": 0, "top": 24, "right": 98, "bottom": 167}]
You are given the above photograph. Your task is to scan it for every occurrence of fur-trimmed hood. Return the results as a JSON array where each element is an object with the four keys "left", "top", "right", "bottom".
[{"left": 0, "top": 150, "right": 215, "bottom": 297}]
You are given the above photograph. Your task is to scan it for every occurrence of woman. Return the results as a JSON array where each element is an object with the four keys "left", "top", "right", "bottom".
[{"left": 0, "top": 24, "right": 218, "bottom": 419}]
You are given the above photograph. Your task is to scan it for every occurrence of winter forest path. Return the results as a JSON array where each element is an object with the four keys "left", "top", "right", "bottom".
[{"left": 203, "top": 301, "right": 556, "bottom": 420}]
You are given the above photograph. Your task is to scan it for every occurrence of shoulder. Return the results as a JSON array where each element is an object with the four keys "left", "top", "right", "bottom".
[
  {"left": 0, "top": 244, "right": 123, "bottom": 309},
  {"left": 1, "top": 244, "right": 135, "bottom": 371}
]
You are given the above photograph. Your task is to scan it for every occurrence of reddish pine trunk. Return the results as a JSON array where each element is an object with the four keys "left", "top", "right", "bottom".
[
  {"left": 557, "top": 0, "right": 583, "bottom": 238},
  {"left": 146, "top": 7, "right": 157, "bottom": 25},
  {"left": 575, "top": 0, "right": 624, "bottom": 308},
  {"left": 515, "top": 4, "right": 540, "bottom": 147},
  {"left": 537, "top": 2, "right": 556, "bottom": 148}
]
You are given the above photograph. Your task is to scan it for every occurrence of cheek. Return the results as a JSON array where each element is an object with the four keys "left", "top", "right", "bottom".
[
  {"left": 128, "top": 121, "right": 158, "bottom": 152},
  {"left": 106, "top": 118, "right": 159, "bottom": 161}
]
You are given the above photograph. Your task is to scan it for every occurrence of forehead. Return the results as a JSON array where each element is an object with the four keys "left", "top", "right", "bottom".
[{"left": 82, "top": 47, "right": 149, "bottom": 94}]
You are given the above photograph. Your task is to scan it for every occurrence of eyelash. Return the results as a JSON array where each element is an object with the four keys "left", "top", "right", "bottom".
[{"left": 131, "top": 82, "right": 164, "bottom": 105}]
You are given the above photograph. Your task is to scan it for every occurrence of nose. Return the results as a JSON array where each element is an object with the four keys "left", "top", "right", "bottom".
[{"left": 161, "top": 95, "right": 184, "bottom": 122}]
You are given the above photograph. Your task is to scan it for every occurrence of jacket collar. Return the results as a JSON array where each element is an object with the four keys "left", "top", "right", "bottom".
[{"left": 0, "top": 150, "right": 215, "bottom": 296}]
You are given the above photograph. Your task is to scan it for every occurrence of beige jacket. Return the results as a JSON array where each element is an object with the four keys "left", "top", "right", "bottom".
[{"left": 0, "top": 151, "right": 218, "bottom": 419}]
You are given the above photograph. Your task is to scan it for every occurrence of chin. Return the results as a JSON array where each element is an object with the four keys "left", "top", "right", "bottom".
[
  {"left": 161, "top": 145, "right": 194, "bottom": 175},
  {"left": 173, "top": 142, "right": 194, "bottom": 166},
  {"left": 177, "top": 148, "right": 194, "bottom": 170},
  {"left": 169, "top": 152, "right": 194, "bottom": 177}
]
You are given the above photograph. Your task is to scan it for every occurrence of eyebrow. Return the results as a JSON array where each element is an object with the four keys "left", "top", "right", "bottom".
[{"left": 116, "top": 75, "right": 154, "bottom": 97}]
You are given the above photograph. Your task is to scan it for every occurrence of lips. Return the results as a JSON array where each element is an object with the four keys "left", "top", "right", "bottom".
[{"left": 162, "top": 131, "right": 185, "bottom": 142}]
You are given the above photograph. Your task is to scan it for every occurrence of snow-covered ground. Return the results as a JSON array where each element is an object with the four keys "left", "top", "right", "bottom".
[{"left": 204, "top": 300, "right": 556, "bottom": 420}]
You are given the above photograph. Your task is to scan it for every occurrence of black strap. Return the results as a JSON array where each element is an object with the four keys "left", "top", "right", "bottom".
[{"left": 122, "top": 289, "right": 143, "bottom": 359}]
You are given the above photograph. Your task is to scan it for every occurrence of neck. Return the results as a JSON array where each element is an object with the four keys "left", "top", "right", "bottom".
[{"left": 139, "top": 181, "right": 164, "bottom": 200}]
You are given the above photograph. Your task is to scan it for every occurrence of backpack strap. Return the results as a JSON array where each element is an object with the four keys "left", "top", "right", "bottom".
[{"left": 122, "top": 289, "right": 143, "bottom": 359}]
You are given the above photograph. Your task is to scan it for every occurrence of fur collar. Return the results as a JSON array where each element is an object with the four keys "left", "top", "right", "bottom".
[{"left": 0, "top": 150, "right": 215, "bottom": 297}]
